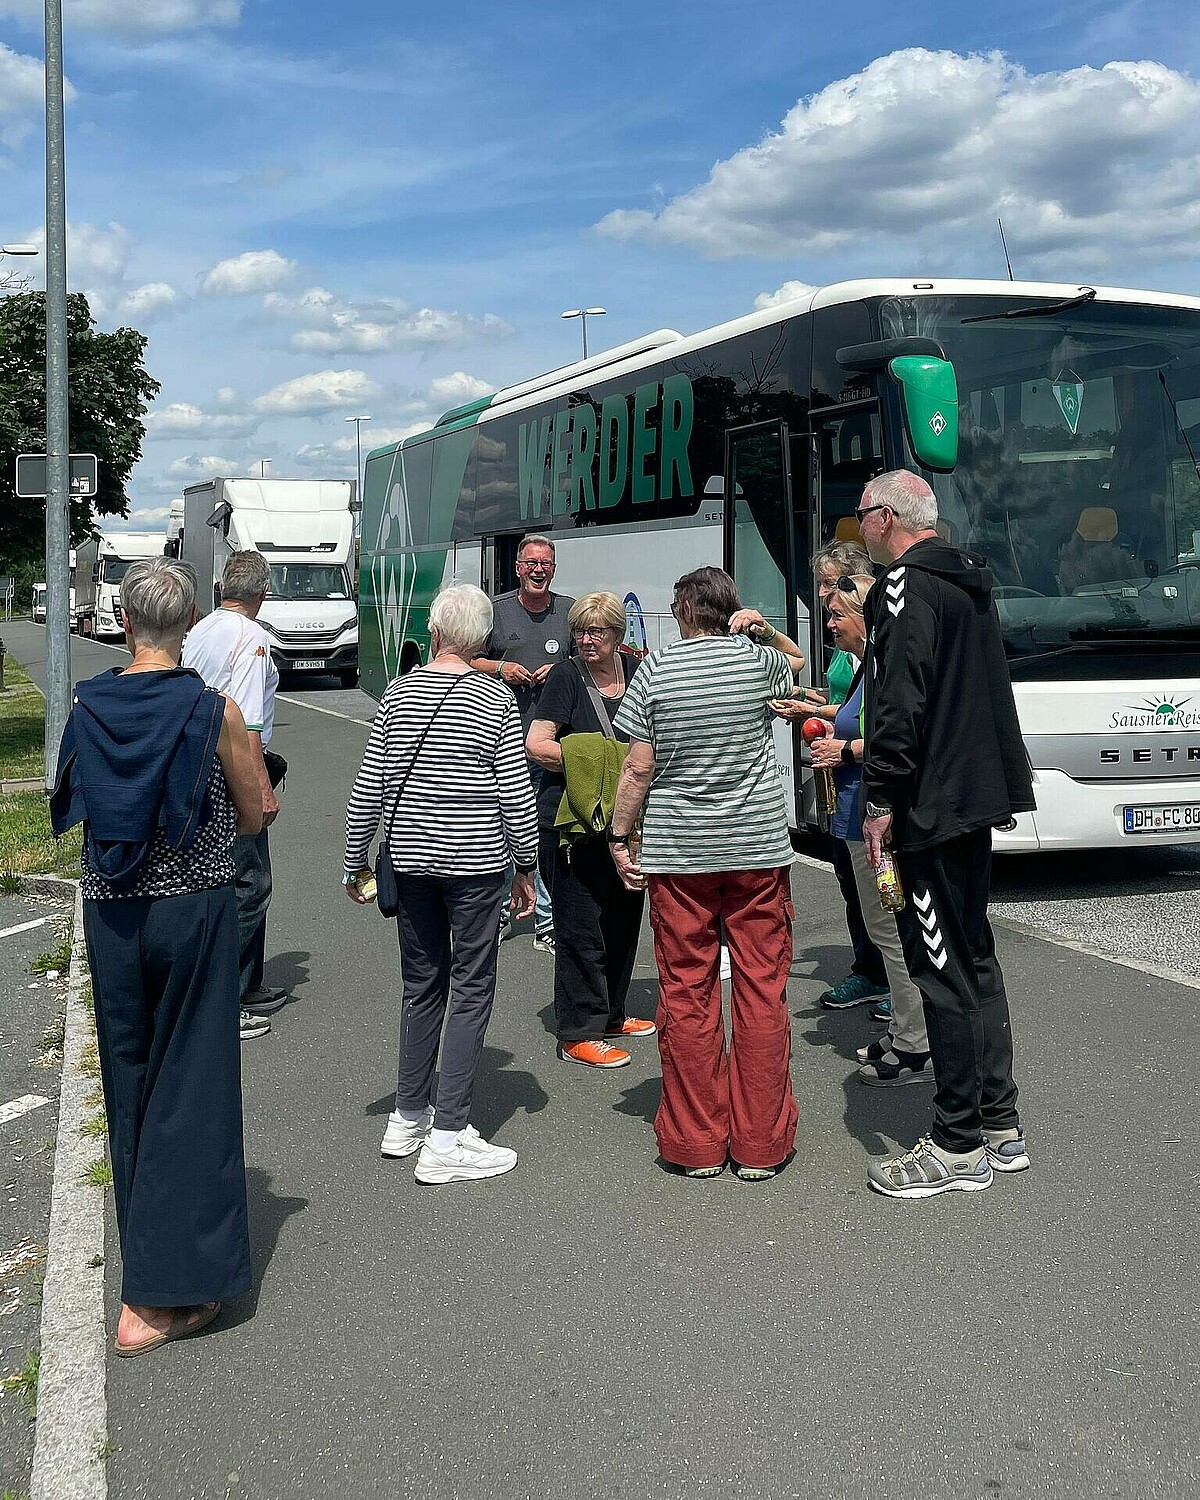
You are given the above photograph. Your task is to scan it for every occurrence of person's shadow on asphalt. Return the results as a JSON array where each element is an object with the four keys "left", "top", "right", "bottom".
[
  {"left": 362, "top": 1046, "right": 550, "bottom": 1138},
  {"left": 220, "top": 1167, "right": 309, "bottom": 1328}
]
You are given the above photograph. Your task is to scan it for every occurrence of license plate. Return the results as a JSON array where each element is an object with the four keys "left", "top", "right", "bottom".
[
  {"left": 1123, "top": 803, "right": 1200, "bottom": 833},
  {"left": 291, "top": 658, "right": 326, "bottom": 671}
]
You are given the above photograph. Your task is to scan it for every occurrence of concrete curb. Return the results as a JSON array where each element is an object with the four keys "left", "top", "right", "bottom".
[
  {"left": 30, "top": 882, "right": 108, "bottom": 1500},
  {"left": 17, "top": 874, "right": 78, "bottom": 899}
]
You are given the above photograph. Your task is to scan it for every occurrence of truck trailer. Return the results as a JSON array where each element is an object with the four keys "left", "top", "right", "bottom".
[{"left": 180, "top": 477, "right": 358, "bottom": 685}]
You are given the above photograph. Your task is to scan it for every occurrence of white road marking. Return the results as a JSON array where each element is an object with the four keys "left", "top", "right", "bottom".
[
  {"left": 276, "top": 693, "right": 373, "bottom": 727},
  {"left": 0, "top": 1093, "right": 51, "bottom": 1125},
  {"left": 0, "top": 917, "right": 48, "bottom": 940}
]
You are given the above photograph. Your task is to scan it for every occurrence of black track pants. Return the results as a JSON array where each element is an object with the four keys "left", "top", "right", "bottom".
[{"left": 894, "top": 829, "right": 1020, "bottom": 1153}]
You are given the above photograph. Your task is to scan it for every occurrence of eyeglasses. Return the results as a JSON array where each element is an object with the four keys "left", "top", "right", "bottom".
[
  {"left": 573, "top": 626, "right": 613, "bottom": 640},
  {"left": 854, "top": 504, "right": 886, "bottom": 522},
  {"left": 518, "top": 558, "right": 554, "bottom": 572}
]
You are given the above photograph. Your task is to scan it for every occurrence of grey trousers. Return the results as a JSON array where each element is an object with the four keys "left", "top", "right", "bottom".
[
  {"left": 393, "top": 871, "right": 506, "bottom": 1132},
  {"left": 847, "top": 839, "right": 928, "bottom": 1055},
  {"left": 233, "top": 829, "right": 272, "bottom": 1003}
]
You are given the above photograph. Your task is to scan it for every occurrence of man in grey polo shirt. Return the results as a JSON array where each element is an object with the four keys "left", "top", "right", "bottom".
[{"left": 472, "top": 534, "right": 574, "bottom": 951}]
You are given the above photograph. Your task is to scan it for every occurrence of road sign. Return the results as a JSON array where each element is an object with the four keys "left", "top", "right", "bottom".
[{"left": 15, "top": 453, "right": 98, "bottom": 498}]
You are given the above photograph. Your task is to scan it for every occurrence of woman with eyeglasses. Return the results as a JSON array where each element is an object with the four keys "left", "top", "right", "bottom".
[
  {"left": 526, "top": 592, "right": 652, "bottom": 1068},
  {"left": 774, "top": 540, "right": 891, "bottom": 1018},
  {"left": 800, "top": 578, "right": 931, "bottom": 1087}
]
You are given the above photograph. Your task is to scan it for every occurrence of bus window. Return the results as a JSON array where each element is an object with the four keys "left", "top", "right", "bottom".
[
  {"left": 725, "top": 423, "right": 793, "bottom": 633},
  {"left": 813, "top": 408, "right": 884, "bottom": 543}
]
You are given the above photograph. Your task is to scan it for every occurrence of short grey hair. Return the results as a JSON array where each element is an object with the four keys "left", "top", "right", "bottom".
[
  {"left": 517, "top": 534, "right": 556, "bottom": 560},
  {"left": 222, "top": 550, "right": 270, "bottom": 603},
  {"left": 121, "top": 558, "right": 197, "bottom": 648},
  {"left": 862, "top": 470, "right": 939, "bottom": 531},
  {"left": 812, "top": 538, "right": 872, "bottom": 579},
  {"left": 429, "top": 583, "right": 493, "bottom": 658}
]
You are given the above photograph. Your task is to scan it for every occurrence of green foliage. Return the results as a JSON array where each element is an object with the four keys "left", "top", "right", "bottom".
[
  {"left": 30, "top": 932, "right": 71, "bottom": 974},
  {"left": 0, "top": 791, "right": 82, "bottom": 877},
  {"left": 2, "top": 1348, "right": 39, "bottom": 1420},
  {"left": 83, "top": 1158, "right": 112, "bottom": 1188},
  {"left": 0, "top": 292, "right": 160, "bottom": 587}
]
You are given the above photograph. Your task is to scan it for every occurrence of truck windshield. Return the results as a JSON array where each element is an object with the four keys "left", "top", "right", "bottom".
[
  {"left": 267, "top": 564, "right": 351, "bottom": 601},
  {"left": 100, "top": 558, "right": 136, "bottom": 584},
  {"left": 879, "top": 295, "right": 1200, "bottom": 668}
]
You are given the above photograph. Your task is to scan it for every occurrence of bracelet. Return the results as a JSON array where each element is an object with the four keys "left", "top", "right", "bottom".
[
  {"left": 761, "top": 621, "right": 777, "bottom": 642},
  {"left": 606, "top": 829, "right": 630, "bottom": 846}
]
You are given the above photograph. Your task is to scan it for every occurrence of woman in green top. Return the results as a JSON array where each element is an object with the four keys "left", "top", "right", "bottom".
[{"left": 776, "top": 539, "right": 889, "bottom": 1012}]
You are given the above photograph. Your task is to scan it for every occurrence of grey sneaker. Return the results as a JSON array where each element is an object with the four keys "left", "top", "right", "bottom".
[
  {"left": 381, "top": 1105, "right": 434, "bottom": 1158},
  {"left": 857, "top": 1048, "right": 935, "bottom": 1087},
  {"left": 868, "top": 1137, "right": 992, "bottom": 1199},
  {"left": 239, "top": 1009, "right": 270, "bottom": 1040},
  {"left": 984, "top": 1126, "right": 1030, "bottom": 1173}
]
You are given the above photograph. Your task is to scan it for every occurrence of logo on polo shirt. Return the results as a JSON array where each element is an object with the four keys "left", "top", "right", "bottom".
[{"left": 546, "top": 640, "right": 560, "bottom": 653}]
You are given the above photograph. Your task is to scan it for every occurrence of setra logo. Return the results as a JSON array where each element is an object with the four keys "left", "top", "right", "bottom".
[{"left": 1110, "top": 694, "right": 1200, "bottom": 729}]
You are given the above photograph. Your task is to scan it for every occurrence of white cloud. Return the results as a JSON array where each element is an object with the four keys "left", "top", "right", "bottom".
[
  {"left": 166, "top": 454, "right": 240, "bottom": 480},
  {"left": 145, "top": 401, "right": 261, "bottom": 439},
  {"left": 0, "top": 1, "right": 241, "bottom": 36},
  {"left": 23, "top": 221, "right": 183, "bottom": 325},
  {"left": 202, "top": 249, "right": 296, "bottom": 297},
  {"left": 426, "top": 371, "right": 496, "bottom": 407},
  {"left": 116, "top": 281, "right": 181, "bottom": 322},
  {"left": 126, "top": 505, "right": 175, "bottom": 525},
  {"left": 0, "top": 44, "right": 68, "bottom": 152},
  {"left": 252, "top": 369, "right": 380, "bottom": 416},
  {"left": 597, "top": 50, "right": 1200, "bottom": 274},
  {"left": 262, "top": 286, "right": 514, "bottom": 354},
  {"left": 753, "top": 281, "right": 818, "bottom": 312}
]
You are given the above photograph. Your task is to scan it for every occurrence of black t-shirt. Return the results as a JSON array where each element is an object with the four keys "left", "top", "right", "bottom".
[{"left": 532, "top": 653, "right": 639, "bottom": 827}]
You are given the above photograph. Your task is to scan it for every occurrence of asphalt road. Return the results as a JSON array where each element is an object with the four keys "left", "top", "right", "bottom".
[
  {"left": 5, "top": 620, "right": 1200, "bottom": 1499},
  {"left": 0, "top": 889, "right": 73, "bottom": 1497}
]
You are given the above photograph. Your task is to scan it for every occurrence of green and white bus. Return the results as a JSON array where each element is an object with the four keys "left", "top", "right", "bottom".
[{"left": 358, "top": 277, "right": 1200, "bottom": 852}]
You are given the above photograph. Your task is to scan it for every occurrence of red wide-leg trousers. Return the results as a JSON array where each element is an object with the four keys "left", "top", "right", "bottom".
[{"left": 647, "top": 865, "right": 798, "bottom": 1171}]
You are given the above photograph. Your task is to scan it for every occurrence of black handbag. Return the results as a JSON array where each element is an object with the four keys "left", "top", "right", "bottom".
[
  {"left": 262, "top": 748, "right": 288, "bottom": 790},
  {"left": 375, "top": 674, "right": 470, "bottom": 917}
]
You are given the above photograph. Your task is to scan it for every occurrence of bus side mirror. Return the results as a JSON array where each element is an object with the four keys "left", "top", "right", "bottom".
[{"left": 888, "top": 355, "right": 958, "bottom": 472}]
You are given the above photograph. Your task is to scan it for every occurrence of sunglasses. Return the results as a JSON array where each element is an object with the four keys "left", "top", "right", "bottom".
[{"left": 854, "top": 504, "right": 886, "bottom": 521}]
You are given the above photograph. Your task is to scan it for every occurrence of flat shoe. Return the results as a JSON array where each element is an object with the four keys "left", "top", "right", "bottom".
[{"left": 114, "top": 1301, "right": 221, "bottom": 1358}]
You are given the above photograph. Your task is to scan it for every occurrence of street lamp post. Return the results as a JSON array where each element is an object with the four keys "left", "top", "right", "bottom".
[
  {"left": 561, "top": 307, "right": 606, "bottom": 360},
  {"left": 43, "top": 0, "right": 72, "bottom": 792},
  {"left": 345, "top": 414, "right": 372, "bottom": 510}
]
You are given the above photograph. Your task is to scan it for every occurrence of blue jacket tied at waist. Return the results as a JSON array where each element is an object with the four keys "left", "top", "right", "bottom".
[{"left": 50, "top": 667, "right": 226, "bottom": 893}]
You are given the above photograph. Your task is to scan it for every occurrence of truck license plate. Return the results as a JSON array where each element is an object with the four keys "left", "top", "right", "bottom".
[
  {"left": 1123, "top": 803, "right": 1200, "bottom": 833},
  {"left": 292, "top": 659, "right": 326, "bottom": 671}
]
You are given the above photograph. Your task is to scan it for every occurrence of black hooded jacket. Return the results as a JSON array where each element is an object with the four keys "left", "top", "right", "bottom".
[{"left": 862, "top": 537, "right": 1035, "bottom": 852}]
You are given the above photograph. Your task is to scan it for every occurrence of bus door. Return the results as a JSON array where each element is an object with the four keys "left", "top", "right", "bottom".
[
  {"left": 723, "top": 421, "right": 801, "bottom": 825},
  {"left": 481, "top": 534, "right": 525, "bottom": 597}
]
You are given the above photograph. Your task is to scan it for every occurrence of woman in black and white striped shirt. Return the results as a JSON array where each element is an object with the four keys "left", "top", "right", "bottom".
[{"left": 343, "top": 584, "right": 538, "bottom": 1184}]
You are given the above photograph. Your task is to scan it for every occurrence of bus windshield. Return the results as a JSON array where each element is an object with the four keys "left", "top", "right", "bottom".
[
  {"left": 267, "top": 563, "right": 351, "bottom": 601},
  {"left": 879, "top": 295, "right": 1200, "bottom": 664}
]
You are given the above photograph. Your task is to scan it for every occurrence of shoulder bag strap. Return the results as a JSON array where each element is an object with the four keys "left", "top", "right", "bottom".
[
  {"left": 573, "top": 658, "right": 617, "bottom": 741},
  {"left": 380, "top": 672, "right": 472, "bottom": 850}
]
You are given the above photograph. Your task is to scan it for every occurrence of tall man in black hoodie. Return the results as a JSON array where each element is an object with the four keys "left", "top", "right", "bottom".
[{"left": 857, "top": 470, "right": 1036, "bottom": 1199}]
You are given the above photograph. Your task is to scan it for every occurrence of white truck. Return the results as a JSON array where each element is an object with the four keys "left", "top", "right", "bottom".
[
  {"left": 73, "top": 532, "right": 165, "bottom": 639},
  {"left": 180, "top": 477, "right": 358, "bottom": 686}
]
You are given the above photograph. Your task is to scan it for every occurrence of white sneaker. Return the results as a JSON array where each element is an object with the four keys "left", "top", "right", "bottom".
[
  {"left": 380, "top": 1106, "right": 434, "bottom": 1158},
  {"left": 414, "top": 1125, "right": 517, "bottom": 1184},
  {"left": 719, "top": 946, "right": 731, "bottom": 981}
]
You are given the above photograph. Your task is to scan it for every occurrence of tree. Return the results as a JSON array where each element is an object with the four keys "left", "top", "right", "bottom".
[{"left": 0, "top": 292, "right": 160, "bottom": 592}]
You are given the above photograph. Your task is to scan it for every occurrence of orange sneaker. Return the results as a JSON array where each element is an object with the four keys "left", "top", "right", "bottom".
[
  {"left": 603, "top": 1017, "right": 657, "bottom": 1039},
  {"left": 558, "top": 1039, "right": 632, "bottom": 1068}
]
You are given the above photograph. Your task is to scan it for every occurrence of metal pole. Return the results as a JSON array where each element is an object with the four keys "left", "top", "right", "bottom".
[
  {"left": 354, "top": 419, "right": 362, "bottom": 506},
  {"left": 581, "top": 315, "right": 588, "bottom": 361},
  {"left": 43, "top": 0, "right": 72, "bottom": 791}
]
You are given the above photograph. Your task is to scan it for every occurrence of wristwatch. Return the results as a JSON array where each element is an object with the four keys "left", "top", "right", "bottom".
[
  {"left": 840, "top": 742, "right": 856, "bottom": 766},
  {"left": 606, "top": 829, "right": 630, "bottom": 846},
  {"left": 864, "top": 801, "right": 892, "bottom": 820}
]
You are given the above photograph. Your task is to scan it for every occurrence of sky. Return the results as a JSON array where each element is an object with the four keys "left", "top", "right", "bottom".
[{"left": 3, "top": 0, "right": 1200, "bottom": 532}]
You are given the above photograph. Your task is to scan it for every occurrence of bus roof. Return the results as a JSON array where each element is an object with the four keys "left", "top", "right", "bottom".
[{"left": 369, "top": 276, "right": 1200, "bottom": 454}]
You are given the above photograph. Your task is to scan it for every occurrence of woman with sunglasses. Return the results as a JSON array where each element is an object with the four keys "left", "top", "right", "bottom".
[{"left": 526, "top": 592, "right": 652, "bottom": 1068}]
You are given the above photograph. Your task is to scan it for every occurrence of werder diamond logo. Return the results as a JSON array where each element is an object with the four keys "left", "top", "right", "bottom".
[{"left": 928, "top": 410, "right": 946, "bottom": 437}]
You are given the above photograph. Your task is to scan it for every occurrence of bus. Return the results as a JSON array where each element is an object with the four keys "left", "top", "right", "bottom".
[{"left": 358, "top": 278, "right": 1200, "bottom": 852}]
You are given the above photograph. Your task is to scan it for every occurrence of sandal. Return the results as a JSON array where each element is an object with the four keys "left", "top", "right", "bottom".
[{"left": 113, "top": 1301, "right": 221, "bottom": 1358}]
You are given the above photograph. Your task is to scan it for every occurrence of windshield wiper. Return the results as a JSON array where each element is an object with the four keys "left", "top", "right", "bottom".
[
  {"left": 1009, "top": 631, "right": 1198, "bottom": 667},
  {"left": 962, "top": 287, "right": 1097, "bottom": 325}
]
